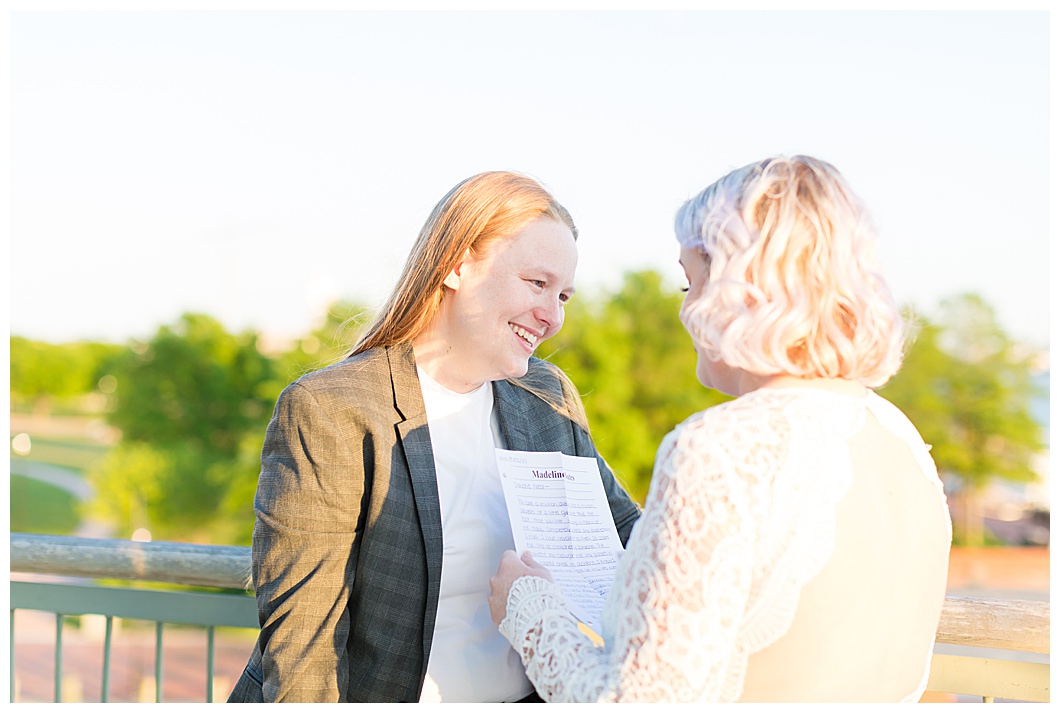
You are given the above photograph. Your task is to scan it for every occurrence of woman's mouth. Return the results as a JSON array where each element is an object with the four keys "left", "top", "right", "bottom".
[{"left": 510, "top": 323, "right": 538, "bottom": 350}]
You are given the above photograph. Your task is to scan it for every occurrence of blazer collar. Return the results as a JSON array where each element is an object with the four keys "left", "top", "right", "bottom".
[
  {"left": 493, "top": 378, "right": 538, "bottom": 451},
  {"left": 388, "top": 343, "right": 538, "bottom": 450},
  {"left": 386, "top": 342, "right": 426, "bottom": 423}
]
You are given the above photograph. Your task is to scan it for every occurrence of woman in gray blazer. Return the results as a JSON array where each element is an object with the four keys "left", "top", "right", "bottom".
[{"left": 228, "top": 172, "right": 641, "bottom": 703}]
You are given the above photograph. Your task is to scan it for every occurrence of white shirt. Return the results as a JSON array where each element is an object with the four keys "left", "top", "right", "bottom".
[{"left": 417, "top": 367, "right": 533, "bottom": 703}]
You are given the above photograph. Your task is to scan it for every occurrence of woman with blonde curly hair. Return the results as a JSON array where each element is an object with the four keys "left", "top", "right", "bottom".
[
  {"left": 229, "top": 171, "right": 640, "bottom": 703},
  {"left": 490, "top": 156, "right": 952, "bottom": 702}
]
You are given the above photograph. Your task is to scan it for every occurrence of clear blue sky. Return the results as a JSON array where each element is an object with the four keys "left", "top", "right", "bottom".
[{"left": 8, "top": 7, "right": 1052, "bottom": 351}]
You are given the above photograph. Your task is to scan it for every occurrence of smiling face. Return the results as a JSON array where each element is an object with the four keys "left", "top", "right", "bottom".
[{"left": 418, "top": 216, "right": 577, "bottom": 392}]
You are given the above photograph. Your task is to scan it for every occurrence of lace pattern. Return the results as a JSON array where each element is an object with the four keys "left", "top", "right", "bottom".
[{"left": 499, "top": 388, "right": 942, "bottom": 702}]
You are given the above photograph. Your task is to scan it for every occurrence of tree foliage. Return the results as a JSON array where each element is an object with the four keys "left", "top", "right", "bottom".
[
  {"left": 545, "top": 270, "right": 729, "bottom": 503},
  {"left": 879, "top": 294, "right": 1045, "bottom": 544},
  {"left": 85, "top": 442, "right": 169, "bottom": 535},
  {"left": 77, "top": 309, "right": 377, "bottom": 543},
  {"left": 275, "top": 300, "right": 372, "bottom": 382},
  {"left": 881, "top": 294, "right": 1044, "bottom": 490},
  {"left": 12, "top": 286, "right": 1046, "bottom": 547},
  {"left": 10, "top": 336, "right": 123, "bottom": 413},
  {"left": 87, "top": 314, "right": 281, "bottom": 541},
  {"left": 108, "top": 313, "right": 279, "bottom": 458}
]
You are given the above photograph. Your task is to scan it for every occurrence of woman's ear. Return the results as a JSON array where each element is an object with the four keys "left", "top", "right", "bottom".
[
  {"left": 442, "top": 249, "right": 472, "bottom": 290},
  {"left": 442, "top": 264, "right": 463, "bottom": 290}
]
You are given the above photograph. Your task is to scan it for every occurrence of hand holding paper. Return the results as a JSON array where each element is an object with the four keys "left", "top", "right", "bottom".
[
  {"left": 488, "top": 550, "right": 554, "bottom": 627},
  {"left": 495, "top": 449, "right": 624, "bottom": 630}
]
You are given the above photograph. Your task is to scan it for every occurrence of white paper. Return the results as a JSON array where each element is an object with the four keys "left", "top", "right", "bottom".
[{"left": 496, "top": 448, "right": 624, "bottom": 630}]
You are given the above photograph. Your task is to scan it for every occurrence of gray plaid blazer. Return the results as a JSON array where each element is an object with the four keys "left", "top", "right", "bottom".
[{"left": 228, "top": 343, "right": 641, "bottom": 703}]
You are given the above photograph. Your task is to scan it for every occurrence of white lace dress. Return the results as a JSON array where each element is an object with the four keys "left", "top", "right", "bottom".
[{"left": 499, "top": 388, "right": 951, "bottom": 702}]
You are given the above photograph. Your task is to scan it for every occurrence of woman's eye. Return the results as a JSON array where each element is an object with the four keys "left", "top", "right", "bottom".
[
  {"left": 680, "top": 286, "right": 690, "bottom": 293},
  {"left": 559, "top": 293, "right": 571, "bottom": 304},
  {"left": 529, "top": 279, "right": 546, "bottom": 289}
]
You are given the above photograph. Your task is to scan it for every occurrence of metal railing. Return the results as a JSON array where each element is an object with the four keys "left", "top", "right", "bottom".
[
  {"left": 929, "top": 596, "right": 1050, "bottom": 702},
  {"left": 9, "top": 533, "right": 1051, "bottom": 703},
  {"left": 10, "top": 534, "right": 257, "bottom": 703}
]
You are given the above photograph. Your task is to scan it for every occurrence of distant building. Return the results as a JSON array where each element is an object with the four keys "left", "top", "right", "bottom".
[{"left": 978, "top": 367, "right": 1049, "bottom": 545}]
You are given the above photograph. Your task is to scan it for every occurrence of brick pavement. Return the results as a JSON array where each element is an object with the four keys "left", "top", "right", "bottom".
[
  {"left": 946, "top": 546, "right": 1050, "bottom": 592},
  {"left": 11, "top": 610, "right": 255, "bottom": 703}
]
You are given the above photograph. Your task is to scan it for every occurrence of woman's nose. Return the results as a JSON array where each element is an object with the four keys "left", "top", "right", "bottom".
[{"left": 535, "top": 298, "right": 564, "bottom": 336}]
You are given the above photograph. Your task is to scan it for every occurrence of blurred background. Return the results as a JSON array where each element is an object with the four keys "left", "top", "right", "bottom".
[
  {"left": 6, "top": 7, "right": 1050, "bottom": 701},
  {"left": 9, "top": 6, "right": 1049, "bottom": 546}
]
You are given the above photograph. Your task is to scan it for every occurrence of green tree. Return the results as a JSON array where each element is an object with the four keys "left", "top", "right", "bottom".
[
  {"left": 213, "top": 430, "right": 274, "bottom": 546},
  {"left": 87, "top": 439, "right": 235, "bottom": 541},
  {"left": 108, "top": 313, "right": 278, "bottom": 458},
  {"left": 84, "top": 442, "right": 168, "bottom": 536},
  {"left": 880, "top": 294, "right": 1044, "bottom": 545},
  {"left": 276, "top": 300, "right": 373, "bottom": 382},
  {"left": 92, "top": 313, "right": 280, "bottom": 542},
  {"left": 10, "top": 337, "right": 123, "bottom": 415},
  {"left": 545, "top": 270, "right": 727, "bottom": 503}
]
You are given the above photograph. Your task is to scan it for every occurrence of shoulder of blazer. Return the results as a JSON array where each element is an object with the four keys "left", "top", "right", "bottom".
[
  {"left": 280, "top": 345, "right": 421, "bottom": 422},
  {"left": 494, "top": 357, "right": 565, "bottom": 410},
  {"left": 493, "top": 358, "right": 576, "bottom": 451},
  {"left": 289, "top": 347, "right": 391, "bottom": 393},
  {"left": 525, "top": 356, "right": 565, "bottom": 396}
]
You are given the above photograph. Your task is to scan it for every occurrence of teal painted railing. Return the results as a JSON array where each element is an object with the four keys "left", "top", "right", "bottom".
[
  {"left": 8, "top": 533, "right": 1050, "bottom": 703},
  {"left": 10, "top": 534, "right": 257, "bottom": 703}
]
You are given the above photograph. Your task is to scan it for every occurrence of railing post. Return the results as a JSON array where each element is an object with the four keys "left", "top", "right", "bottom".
[
  {"left": 155, "top": 622, "right": 164, "bottom": 703},
  {"left": 54, "top": 614, "right": 63, "bottom": 703},
  {"left": 9, "top": 609, "right": 14, "bottom": 703},
  {"left": 101, "top": 616, "right": 114, "bottom": 702},
  {"left": 207, "top": 626, "right": 216, "bottom": 703}
]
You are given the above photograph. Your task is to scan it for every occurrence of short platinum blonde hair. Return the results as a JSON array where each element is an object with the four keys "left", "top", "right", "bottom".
[{"left": 675, "top": 156, "right": 905, "bottom": 387}]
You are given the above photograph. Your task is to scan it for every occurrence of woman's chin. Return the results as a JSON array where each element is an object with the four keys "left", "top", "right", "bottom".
[{"left": 500, "top": 357, "right": 531, "bottom": 381}]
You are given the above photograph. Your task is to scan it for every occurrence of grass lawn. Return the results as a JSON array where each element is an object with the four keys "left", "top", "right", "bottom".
[
  {"left": 9, "top": 473, "right": 81, "bottom": 535},
  {"left": 10, "top": 435, "right": 110, "bottom": 473}
]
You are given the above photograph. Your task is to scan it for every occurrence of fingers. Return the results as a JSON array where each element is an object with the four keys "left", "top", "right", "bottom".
[
  {"left": 489, "top": 550, "right": 523, "bottom": 627},
  {"left": 488, "top": 585, "right": 506, "bottom": 627},
  {"left": 489, "top": 550, "right": 560, "bottom": 627}
]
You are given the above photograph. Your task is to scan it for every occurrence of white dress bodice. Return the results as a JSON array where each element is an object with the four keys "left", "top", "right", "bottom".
[{"left": 499, "top": 387, "right": 952, "bottom": 702}]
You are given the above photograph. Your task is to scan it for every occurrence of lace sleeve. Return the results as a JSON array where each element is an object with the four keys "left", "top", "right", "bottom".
[{"left": 498, "top": 412, "right": 776, "bottom": 702}]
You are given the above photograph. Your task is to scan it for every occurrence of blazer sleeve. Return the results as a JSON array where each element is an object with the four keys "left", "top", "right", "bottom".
[
  {"left": 571, "top": 416, "right": 642, "bottom": 545},
  {"left": 528, "top": 359, "right": 641, "bottom": 544},
  {"left": 251, "top": 380, "right": 368, "bottom": 702},
  {"left": 517, "top": 358, "right": 642, "bottom": 545}
]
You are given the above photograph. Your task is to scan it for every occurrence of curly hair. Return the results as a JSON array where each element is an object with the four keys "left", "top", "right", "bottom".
[{"left": 674, "top": 156, "right": 905, "bottom": 388}]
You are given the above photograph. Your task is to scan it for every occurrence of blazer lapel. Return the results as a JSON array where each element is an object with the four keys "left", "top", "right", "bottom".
[
  {"left": 493, "top": 378, "right": 539, "bottom": 451},
  {"left": 386, "top": 344, "right": 443, "bottom": 662}
]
